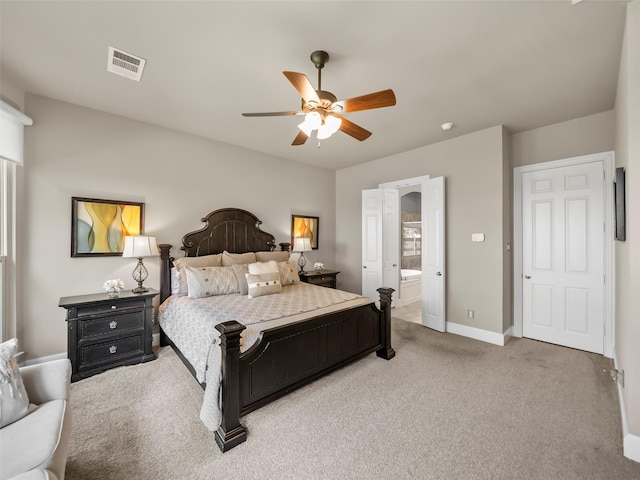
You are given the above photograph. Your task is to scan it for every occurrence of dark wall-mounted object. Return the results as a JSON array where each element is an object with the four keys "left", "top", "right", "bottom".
[{"left": 614, "top": 167, "right": 626, "bottom": 241}]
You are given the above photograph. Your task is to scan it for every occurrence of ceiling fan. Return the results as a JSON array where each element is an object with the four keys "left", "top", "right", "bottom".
[{"left": 242, "top": 50, "right": 396, "bottom": 146}]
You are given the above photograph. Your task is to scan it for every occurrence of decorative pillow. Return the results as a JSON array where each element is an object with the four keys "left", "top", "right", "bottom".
[
  {"left": 170, "top": 267, "right": 181, "bottom": 295},
  {"left": 245, "top": 272, "right": 282, "bottom": 298},
  {"left": 248, "top": 261, "right": 279, "bottom": 275},
  {"left": 232, "top": 264, "right": 250, "bottom": 295},
  {"left": 0, "top": 338, "right": 30, "bottom": 428},
  {"left": 185, "top": 267, "right": 238, "bottom": 299},
  {"left": 278, "top": 261, "right": 301, "bottom": 286},
  {"left": 255, "top": 251, "right": 290, "bottom": 263},
  {"left": 173, "top": 254, "right": 223, "bottom": 295},
  {"left": 221, "top": 251, "right": 257, "bottom": 266}
]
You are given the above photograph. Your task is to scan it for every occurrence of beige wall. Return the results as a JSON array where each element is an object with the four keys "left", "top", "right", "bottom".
[
  {"left": 337, "top": 126, "right": 509, "bottom": 335},
  {"left": 615, "top": 1, "right": 640, "bottom": 453},
  {"left": 511, "top": 110, "right": 615, "bottom": 168},
  {"left": 19, "top": 94, "right": 336, "bottom": 359}
]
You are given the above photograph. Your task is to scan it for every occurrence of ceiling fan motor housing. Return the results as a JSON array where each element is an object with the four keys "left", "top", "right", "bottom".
[{"left": 310, "top": 50, "right": 329, "bottom": 69}]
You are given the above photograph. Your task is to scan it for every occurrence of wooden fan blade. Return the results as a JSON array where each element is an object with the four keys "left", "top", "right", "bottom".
[
  {"left": 283, "top": 71, "right": 320, "bottom": 104},
  {"left": 292, "top": 130, "right": 308, "bottom": 146},
  {"left": 242, "top": 111, "right": 302, "bottom": 117},
  {"left": 337, "top": 89, "right": 396, "bottom": 113},
  {"left": 339, "top": 117, "right": 372, "bottom": 141}
]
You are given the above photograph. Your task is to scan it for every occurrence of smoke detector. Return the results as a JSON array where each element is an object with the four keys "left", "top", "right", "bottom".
[
  {"left": 441, "top": 122, "right": 454, "bottom": 131},
  {"left": 107, "top": 46, "right": 146, "bottom": 81}
]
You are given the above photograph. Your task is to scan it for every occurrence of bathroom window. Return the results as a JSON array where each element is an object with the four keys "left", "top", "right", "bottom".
[{"left": 402, "top": 223, "right": 421, "bottom": 257}]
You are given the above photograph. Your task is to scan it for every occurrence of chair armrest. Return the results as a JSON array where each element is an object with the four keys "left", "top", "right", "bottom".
[
  {"left": 8, "top": 469, "right": 59, "bottom": 480},
  {"left": 19, "top": 359, "right": 71, "bottom": 404}
]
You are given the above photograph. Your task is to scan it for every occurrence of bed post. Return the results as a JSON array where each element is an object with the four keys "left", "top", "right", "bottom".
[
  {"left": 376, "top": 287, "right": 396, "bottom": 360},
  {"left": 215, "top": 320, "right": 248, "bottom": 452},
  {"left": 158, "top": 243, "right": 172, "bottom": 304}
]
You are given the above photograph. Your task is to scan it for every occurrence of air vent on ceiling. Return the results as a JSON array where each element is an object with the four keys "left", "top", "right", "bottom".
[{"left": 107, "top": 46, "right": 146, "bottom": 81}]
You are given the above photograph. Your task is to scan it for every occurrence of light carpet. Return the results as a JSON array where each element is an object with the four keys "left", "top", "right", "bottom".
[{"left": 66, "top": 319, "right": 640, "bottom": 480}]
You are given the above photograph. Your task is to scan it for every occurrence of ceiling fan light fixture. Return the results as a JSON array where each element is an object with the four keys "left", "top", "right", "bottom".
[
  {"left": 317, "top": 115, "right": 342, "bottom": 139},
  {"left": 317, "top": 124, "right": 333, "bottom": 140}
]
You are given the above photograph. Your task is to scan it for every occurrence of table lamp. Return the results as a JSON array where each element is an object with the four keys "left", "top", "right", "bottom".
[{"left": 122, "top": 236, "right": 159, "bottom": 293}]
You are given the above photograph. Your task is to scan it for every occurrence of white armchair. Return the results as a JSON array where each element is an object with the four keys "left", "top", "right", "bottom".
[{"left": 0, "top": 359, "right": 71, "bottom": 480}]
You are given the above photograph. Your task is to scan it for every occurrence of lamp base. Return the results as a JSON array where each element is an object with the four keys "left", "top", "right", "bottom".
[
  {"left": 132, "top": 285, "right": 149, "bottom": 294},
  {"left": 298, "top": 252, "right": 307, "bottom": 273}
]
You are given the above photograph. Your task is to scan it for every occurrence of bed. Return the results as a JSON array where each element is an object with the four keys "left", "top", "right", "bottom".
[{"left": 157, "top": 207, "right": 395, "bottom": 452}]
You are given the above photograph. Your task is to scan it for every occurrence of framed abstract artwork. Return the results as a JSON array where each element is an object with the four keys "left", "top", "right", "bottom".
[
  {"left": 71, "top": 197, "right": 145, "bottom": 257},
  {"left": 291, "top": 215, "right": 319, "bottom": 250}
]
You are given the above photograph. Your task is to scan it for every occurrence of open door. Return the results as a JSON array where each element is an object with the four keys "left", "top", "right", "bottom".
[
  {"left": 362, "top": 188, "right": 399, "bottom": 302},
  {"left": 422, "top": 176, "right": 446, "bottom": 331}
]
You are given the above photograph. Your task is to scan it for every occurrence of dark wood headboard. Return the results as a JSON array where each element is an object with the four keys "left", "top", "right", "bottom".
[{"left": 159, "top": 208, "right": 289, "bottom": 303}]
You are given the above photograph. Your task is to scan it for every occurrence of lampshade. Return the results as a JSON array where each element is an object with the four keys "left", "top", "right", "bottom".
[
  {"left": 122, "top": 236, "right": 159, "bottom": 258},
  {"left": 293, "top": 237, "right": 312, "bottom": 252},
  {"left": 317, "top": 115, "right": 342, "bottom": 140}
]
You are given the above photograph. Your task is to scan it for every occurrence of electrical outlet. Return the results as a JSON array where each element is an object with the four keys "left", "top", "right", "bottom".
[{"left": 467, "top": 309, "right": 474, "bottom": 319}]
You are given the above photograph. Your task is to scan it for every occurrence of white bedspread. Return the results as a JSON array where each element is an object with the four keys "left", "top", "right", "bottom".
[{"left": 158, "top": 283, "right": 370, "bottom": 430}]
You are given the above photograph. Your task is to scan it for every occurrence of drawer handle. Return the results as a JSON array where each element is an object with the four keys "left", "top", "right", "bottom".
[
  {"left": 109, "top": 345, "right": 117, "bottom": 354},
  {"left": 109, "top": 320, "right": 118, "bottom": 329},
  {"left": 111, "top": 305, "right": 117, "bottom": 310}
]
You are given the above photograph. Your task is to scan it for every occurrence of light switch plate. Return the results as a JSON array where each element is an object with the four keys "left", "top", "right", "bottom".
[{"left": 472, "top": 233, "right": 485, "bottom": 242}]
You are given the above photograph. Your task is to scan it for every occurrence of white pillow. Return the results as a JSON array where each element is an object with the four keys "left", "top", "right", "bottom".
[
  {"left": 185, "top": 267, "right": 239, "bottom": 299},
  {"left": 248, "top": 261, "right": 279, "bottom": 275},
  {"left": 0, "top": 338, "right": 30, "bottom": 428},
  {"left": 232, "top": 264, "right": 250, "bottom": 295},
  {"left": 173, "top": 254, "right": 223, "bottom": 296},
  {"left": 170, "top": 267, "right": 181, "bottom": 295},
  {"left": 245, "top": 272, "right": 282, "bottom": 298}
]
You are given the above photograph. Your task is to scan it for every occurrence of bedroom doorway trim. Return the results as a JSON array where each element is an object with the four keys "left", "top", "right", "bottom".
[
  {"left": 377, "top": 175, "right": 447, "bottom": 332},
  {"left": 513, "top": 151, "right": 615, "bottom": 358}
]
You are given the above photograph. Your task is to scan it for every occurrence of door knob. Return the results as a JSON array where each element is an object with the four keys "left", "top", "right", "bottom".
[
  {"left": 436, "top": 271, "right": 442, "bottom": 276},
  {"left": 524, "top": 275, "right": 531, "bottom": 279},
  {"left": 363, "top": 266, "right": 367, "bottom": 269}
]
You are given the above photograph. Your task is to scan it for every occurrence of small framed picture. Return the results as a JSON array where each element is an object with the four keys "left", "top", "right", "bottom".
[
  {"left": 71, "top": 197, "right": 144, "bottom": 257},
  {"left": 291, "top": 215, "right": 319, "bottom": 250}
]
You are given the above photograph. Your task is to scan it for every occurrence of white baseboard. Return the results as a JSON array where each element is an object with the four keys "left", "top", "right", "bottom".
[
  {"left": 624, "top": 434, "right": 640, "bottom": 463},
  {"left": 613, "top": 351, "right": 640, "bottom": 463},
  {"left": 21, "top": 352, "right": 67, "bottom": 366},
  {"left": 153, "top": 333, "right": 160, "bottom": 347},
  {"left": 446, "top": 322, "right": 510, "bottom": 346}
]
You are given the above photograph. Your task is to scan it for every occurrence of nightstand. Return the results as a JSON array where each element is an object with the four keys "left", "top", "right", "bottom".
[
  {"left": 59, "top": 289, "right": 157, "bottom": 382},
  {"left": 299, "top": 269, "right": 340, "bottom": 289}
]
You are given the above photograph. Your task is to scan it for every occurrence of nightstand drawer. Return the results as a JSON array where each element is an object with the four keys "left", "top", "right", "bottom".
[
  {"left": 80, "top": 311, "right": 143, "bottom": 339},
  {"left": 80, "top": 334, "right": 144, "bottom": 366},
  {"left": 306, "top": 275, "right": 334, "bottom": 286},
  {"left": 75, "top": 299, "right": 144, "bottom": 317},
  {"left": 299, "top": 270, "right": 339, "bottom": 289}
]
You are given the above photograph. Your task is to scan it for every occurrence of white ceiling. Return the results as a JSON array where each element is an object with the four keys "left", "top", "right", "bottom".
[{"left": 0, "top": 1, "right": 628, "bottom": 170}]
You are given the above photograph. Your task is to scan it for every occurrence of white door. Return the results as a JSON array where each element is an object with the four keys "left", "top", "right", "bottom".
[
  {"left": 362, "top": 189, "right": 383, "bottom": 301},
  {"left": 382, "top": 189, "right": 400, "bottom": 307},
  {"left": 422, "top": 176, "right": 446, "bottom": 332},
  {"left": 522, "top": 161, "right": 604, "bottom": 354},
  {"left": 362, "top": 189, "right": 399, "bottom": 302}
]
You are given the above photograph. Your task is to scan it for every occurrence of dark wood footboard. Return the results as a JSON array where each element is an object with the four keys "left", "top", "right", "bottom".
[{"left": 214, "top": 287, "right": 394, "bottom": 452}]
